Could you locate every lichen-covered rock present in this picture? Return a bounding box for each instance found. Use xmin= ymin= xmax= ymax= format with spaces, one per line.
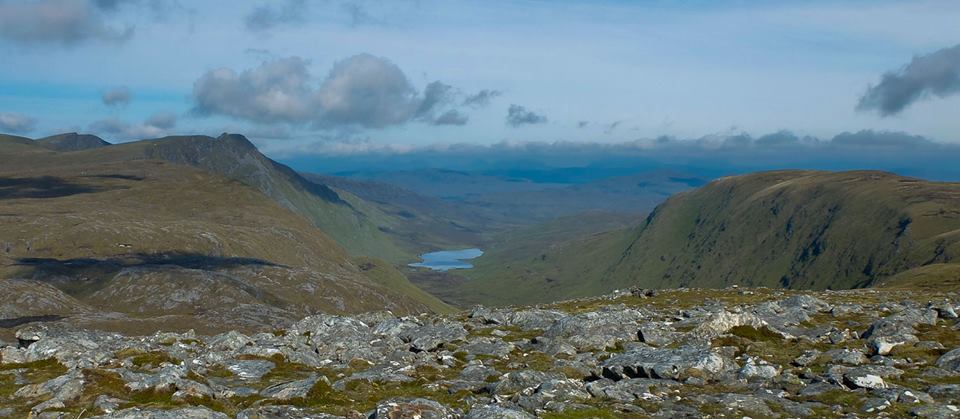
xmin=844 ymin=372 xmax=886 ymax=389
xmin=90 ymin=407 xmax=229 ymax=419
xmin=369 ymin=398 xmax=458 ymax=419
xmin=690 ymin=310 xmax=769 ymax=340
xmin=545 ymin=309 xmax=643 ymax=351
xmin=260 ymin=376 xmax=322 ymax=400
xmin=600 ymin=345 xmax=733 ymax=381
xmin=237 ymin=405 xmax=343 ymax=419
xmin=738 ymin=356 xmax=780 ymax=380
xmin=1 ymin=287 xmax=956 ymax=418
xmin=465 ymin=405 xmax=535 ymax=419
xmin=221 ymin=359 xmax=275 ymax=380
xmin=936 ymin=348 xmax=960 ymax=372
xmin=15 ymin=369 xmax=85 ymax=412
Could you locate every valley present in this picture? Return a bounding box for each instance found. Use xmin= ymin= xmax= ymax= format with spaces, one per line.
xmin=2 ymin=132 xmax=960 ymax=418
xmin=3 ymin=3 xmax=959 ymax=416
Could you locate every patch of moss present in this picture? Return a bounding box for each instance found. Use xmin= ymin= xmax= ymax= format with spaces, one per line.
xmin=126 ymin=386 xmax=177 ymax=406
xmin=348 ymin=359 xmax=373 ymax=371
xmin=259 ymin=356 xmax=316 ymax=384
xmin=289 ymin=379 xmax=352 ymax=408
xmin=129 ymin=351 xmax=180 ymax=369
xmin=0 ymin=358 xmax=67 ymax=374
xmin=186 ymin=370 xmax=209 ymax=385
xmin=204 ymin=365 xmax=234 ymax=379
xmin=798 ymin=389 xmax=865 ymax=414
xmin=729 ymin=325 xmax=782 ymax=342
xmin=605 ymin=341 xmax=627 ymax=353
xmin=540 ymin=407 xmax=625 ymax=419
xmin=0 ymin=358 xmax=68 ymax=397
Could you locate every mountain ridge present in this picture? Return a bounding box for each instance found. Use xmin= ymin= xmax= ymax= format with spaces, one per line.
xmin=0 ymin=135 xmax=453 ymax=334
xmin=438 ymin=169 xmax=960 ymax=306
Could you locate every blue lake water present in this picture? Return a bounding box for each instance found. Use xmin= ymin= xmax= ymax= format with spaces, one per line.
xmin=408 ymin=248 xmax=484 ymax=271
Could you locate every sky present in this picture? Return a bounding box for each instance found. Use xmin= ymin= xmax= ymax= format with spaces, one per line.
xmin=0 ymin=0 xmax=959 ymax=160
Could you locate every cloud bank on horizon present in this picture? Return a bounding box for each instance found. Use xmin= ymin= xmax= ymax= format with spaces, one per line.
xmin=279 ymin=129 xmax=960 ymax=181
xmin=0 ymin=0 xmax=958 ymax=151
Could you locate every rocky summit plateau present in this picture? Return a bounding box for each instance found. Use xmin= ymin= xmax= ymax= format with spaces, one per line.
xmin=3 ymin=286 xmax=960 ymax=418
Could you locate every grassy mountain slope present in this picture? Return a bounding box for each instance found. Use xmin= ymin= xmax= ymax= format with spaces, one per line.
xmin=0 ymin=139 xmax=452 ymax=333
xmin=448 ymin=170 xmax=960 ymax=305
xmin=3 ymin=134 xmax=413 ymax=263
xmin=35 ymin=132 xmax=110 ymax=151
xmin=605 ymin=170 xmax=960 ymax=290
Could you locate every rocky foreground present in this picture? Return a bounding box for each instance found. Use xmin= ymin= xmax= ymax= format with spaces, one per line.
xmin=2 ymin=287 xmax=960 ymax=418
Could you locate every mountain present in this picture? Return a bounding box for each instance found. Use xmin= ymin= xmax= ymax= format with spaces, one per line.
xmin=606 ymin=170 xmax=960 ymax=290
xmin=0 ymin=136 xmax=452 ymax=334
xmin=446 ymin=170 xmax=960 ymax=305
xmin=2 ymin=134 xmax=420 ymax=263
xmin=35 ymin=133 xmax=110 ymax=151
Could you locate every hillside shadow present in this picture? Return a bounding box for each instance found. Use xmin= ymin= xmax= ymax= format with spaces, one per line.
xmin=84 ymin=174 xmax=146 ymax=181
xmin=0 ymin=315 xmax=64 ymax=329
xmin=0 ymin=176 xmax=103 ymax=200
xmin=12 ymin=252 xmax=286 ymax=297
xmin=15 ymin=252 xmax=284 ymax=276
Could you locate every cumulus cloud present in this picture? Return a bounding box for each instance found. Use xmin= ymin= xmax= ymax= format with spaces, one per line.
xmin=192 ymin=56 xmax=315 ymax=124
xmin=0 ymin=112 xmax=37 ymax=134
xmin=89 ymin=111 xmax=175 ymax=140
xmin=462 ymin=89 xmax=502 ymax=107
xmin=506 ymin=104 xmax=547 ymax=127
xmin=101 ymin=86 xmax=131 ymax=106
xmin=192 ymin=54 xmax=476 ymax=130
xmin=0 ymin=0 xmax=134 ymax=45
xmin=857 ymin=44 xmax=960 ymax=116
xmin=244 ymin=0 xmax=306 ymax=32
xmin=315 ymin=54 xmax=422 ymax=128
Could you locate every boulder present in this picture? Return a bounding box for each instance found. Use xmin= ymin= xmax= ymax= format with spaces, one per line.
xmin=601 ymin=345 xmax=733 ymax=381
xmin=689 ymin=311 xmax=769 ymax=340
xmin=260 ymin=376 xmax=322 ymax=400
xmin=89 ymin=407 xmax=229 ymax=419
xmin=465 ymin=406 xmax=534 ymax=419
xmin=936 ymin=348 xmax=960 ymax=372
xmin=369 ymin=398 xmax=458 ymax=419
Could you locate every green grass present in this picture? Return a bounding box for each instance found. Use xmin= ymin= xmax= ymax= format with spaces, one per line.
xmin=729 ymin=325 xmax=783 ymax=342
xmin=0 ymin=144 xmax=452 ymax=335
xmin=438 ymin=170 xmax=960 ymax=307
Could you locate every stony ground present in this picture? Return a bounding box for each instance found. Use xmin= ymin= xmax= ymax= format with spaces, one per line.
xmin=3 ymin=287 xmax=960 ymax=418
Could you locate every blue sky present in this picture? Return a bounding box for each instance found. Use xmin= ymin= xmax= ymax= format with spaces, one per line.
xmin=1 ymin=0 xmax=958 ymax=157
